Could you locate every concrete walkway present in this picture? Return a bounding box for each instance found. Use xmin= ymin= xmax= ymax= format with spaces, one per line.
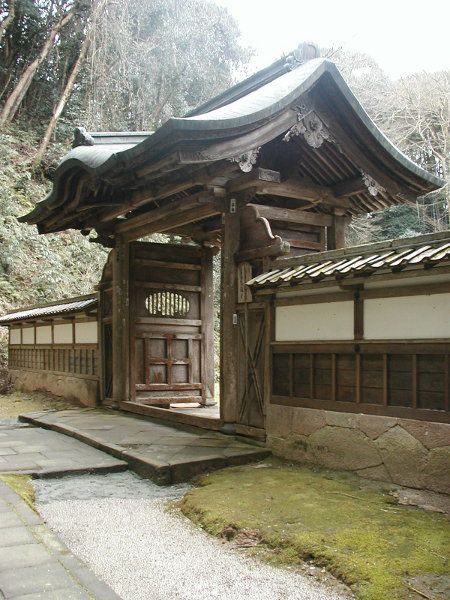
xmin=0 ymin=479 xmax=121 ymax=599
xmin=0 ymin=423 xmax=127 ymax=477
xmin=19 ymin=409 xmax=270 ymax=483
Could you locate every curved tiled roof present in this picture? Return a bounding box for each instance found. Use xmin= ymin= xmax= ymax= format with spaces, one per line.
xmin=247 ymin=232 xmax=450 ymax=289
xmin=0 ymin=294 xmax=97 ymax=325
xmin=21 ymin=55 xmax=445 ymax=232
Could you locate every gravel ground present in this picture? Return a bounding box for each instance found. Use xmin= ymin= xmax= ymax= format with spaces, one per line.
xmin=34 ymin=472 xmax=352 ymax=600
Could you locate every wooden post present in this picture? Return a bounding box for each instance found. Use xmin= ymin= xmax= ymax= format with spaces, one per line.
xmin=327 ymin=212 xmax=349 ymax=250
xmin=112 ymin=235 xmax=130 ymax=407
xmin=200 ymin=246 xmax=215 ymax=405
xmin=263 ymin=296 xmax=275 ymax=414
xmin=220 ymin=198 xmax=240 ymax=423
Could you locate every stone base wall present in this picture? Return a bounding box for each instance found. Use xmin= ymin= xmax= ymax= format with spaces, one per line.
xmin=10 ymin=370 xmax=99 ymax=407
xmin=266 ymin=404 xmax=450 ymax=494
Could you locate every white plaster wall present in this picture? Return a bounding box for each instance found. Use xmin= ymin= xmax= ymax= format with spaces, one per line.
xmin=21 ymin=327 xmax=35 ymax=344
xmin=75 ymin=321 xmax=98 ymax=344
xmin=275 ymin=301 xmax=354 ymax=341
xmin=36 ymin=325 xmax=52 ymax=344
xmin=364 ymin=293 xmax=450 ymax=339
xmin=54 ymin=323 xmax=73 ymax=344
xmin=9 ymin=328 xmax=21 ymax=345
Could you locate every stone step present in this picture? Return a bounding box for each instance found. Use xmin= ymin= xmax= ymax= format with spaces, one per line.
xmin=19 ymin=408 xmax=270 ymax=484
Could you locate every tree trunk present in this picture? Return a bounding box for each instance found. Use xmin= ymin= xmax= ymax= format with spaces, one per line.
xmin=34 ymin=33 xmax=92 ymax=166
xmin=0 ymin=0 xmax=15 ymax=41
xmin=0 ymin=7 xmax=76 ymax=126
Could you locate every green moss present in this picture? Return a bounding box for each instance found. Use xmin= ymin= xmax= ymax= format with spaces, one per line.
xmin=0 ymin=474 xmax=35 ymax=509
xmin=180 ymin=459 xmax=449 ymax=600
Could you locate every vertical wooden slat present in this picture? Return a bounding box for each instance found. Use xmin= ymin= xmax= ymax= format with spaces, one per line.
xmin=355 ymin=353 xmax=361 ymax=404
xmin=332 ymin=353 xmax=337 ymax=401
xmin=167 ymin=336 xmax=173 ymax=385
xmin=383 ymin=353 xmax=388 ymax=406
xmin=200 ymin=247 xmax=215 ymax=405
xmin=445 ymin=354 xmax=450 ymax=412
xmin=289 ymin=353 xmax=294 ymax=397
xmin=310 ymin=353 xmax=315 ymax=399
xmin=412 ymin=354 xmax=418 ymax=409
xmin=354 ymin=288 xmax=364 ymax=341
xmin=144 ymin=338 xmax=150 ymax=385
xmin=188 ymin=338 xmax=193 ymax=384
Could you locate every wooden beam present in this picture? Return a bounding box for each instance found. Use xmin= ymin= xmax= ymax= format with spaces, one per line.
xmin=229 ymin=176 xmax=350 ymax=210
xmin=236 ymin=240 xmax=290 ymax=262
xmin=114 ymin=193 xmax=226 ymax=242
xmin=99 ymin=161 xmax=235 ymax=224
xmin=123 ymin=203 xmax=224 ymax=242
xmin=115 ymin=191 xmax=213 ymax=234
xmin=227 ymin=168 xmax=281 ymax=193
xmin=333 ymin=176 xmax=366 ymax=198
xmin=247 ymin=203 xmax=333 ymax=227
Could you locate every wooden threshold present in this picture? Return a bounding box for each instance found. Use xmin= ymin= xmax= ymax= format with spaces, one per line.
xmin=119 ymin=401 xmax=224 ymax=431
xmin=234 ymin=423 xmax=266 ymax=442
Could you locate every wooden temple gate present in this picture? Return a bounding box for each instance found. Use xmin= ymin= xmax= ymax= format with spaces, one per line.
xmin=19 ymin=46 xmax=443 ymax=437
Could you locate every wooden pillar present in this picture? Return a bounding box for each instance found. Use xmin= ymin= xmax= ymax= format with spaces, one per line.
xmin=200 ymin=246 xmax=215 ymax=405
xmin=327 ymin=211 xmax=349 ymax=250
xmin=220 ymin=199 xmax=240 ymax=423
xmin=263 ymin=295 xmax=275 ymax=413
xmin=112 ymin=235 xmax=130 ymax=407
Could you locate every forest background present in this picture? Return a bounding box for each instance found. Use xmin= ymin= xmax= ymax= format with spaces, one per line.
xmin=0 ymin=0 xmax=448 ymax=368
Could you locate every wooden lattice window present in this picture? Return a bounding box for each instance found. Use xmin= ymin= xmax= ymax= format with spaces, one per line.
xmin=271 ymin=345 xmax=450 ymax=422
xmin=145 ymin=291 xmax=190 ymax=318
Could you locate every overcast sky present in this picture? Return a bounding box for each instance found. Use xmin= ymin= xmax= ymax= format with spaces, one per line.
xmin=217 ymin=0 xmax=449 ymax=79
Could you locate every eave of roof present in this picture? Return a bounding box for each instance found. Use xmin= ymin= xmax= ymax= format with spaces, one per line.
xmin=248 ymin=231 xmax=450 ymax=290
xmin=21 ymin=57 xmax=445 ymax=230
xmin=0 ymin=294 xmax=97 ymax=325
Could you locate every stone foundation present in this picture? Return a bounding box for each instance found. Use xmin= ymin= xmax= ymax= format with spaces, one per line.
xmin=10 ymin=369 xmax=99 ymax=407
xmin=266 ymin=404 xmax=450 ymax=494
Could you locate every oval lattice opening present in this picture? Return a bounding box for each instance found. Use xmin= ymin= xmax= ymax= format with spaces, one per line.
xmin=145 ymin=291 xmax=190 ymax=318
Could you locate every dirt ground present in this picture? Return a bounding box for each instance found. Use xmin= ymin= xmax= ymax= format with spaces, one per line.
xmin=0 ymin=390 xmax=75 ymax=419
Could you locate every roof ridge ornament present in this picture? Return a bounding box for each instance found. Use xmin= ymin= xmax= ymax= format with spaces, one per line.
xmin=73 ymin=127 xmax=95 ymax=148
xmin=228 ymin=147 xmax=261 ymax=173
xmin=285 ymin=42 xmax=320 ymax=70
xmin=283 ymin=100 xmax=334 ymax=148
xmin=361 ymin=171 xmax=386 ymax=196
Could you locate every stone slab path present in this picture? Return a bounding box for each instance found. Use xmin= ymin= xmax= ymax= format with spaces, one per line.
xmin=0 ymin=423 xmax=128 ymax=477
xmin=19 ymin=409 xmax=270 ymax=483
xmin=0 ymin=479 xmax=121 ymax=599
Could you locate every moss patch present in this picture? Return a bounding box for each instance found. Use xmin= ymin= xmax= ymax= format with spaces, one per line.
xmin=179 ymin=459 xmax=449 ymax=600
xmin=0 ymin=474 xmax=35 ymax=509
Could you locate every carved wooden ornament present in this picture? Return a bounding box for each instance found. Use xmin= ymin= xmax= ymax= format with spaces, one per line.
xmin=284 ymin=102 xmax=334 ymax=148
xmin=362 ymin=171 xmax=386 ymax=196
xmin=229 ymin=147 xmax=261 ymax=172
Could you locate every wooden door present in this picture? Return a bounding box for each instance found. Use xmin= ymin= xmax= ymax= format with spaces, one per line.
xmin=130 ymin=242 xmax=214 ymax=406
xmin=236 ymin=306 xmax=266 ymax=430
